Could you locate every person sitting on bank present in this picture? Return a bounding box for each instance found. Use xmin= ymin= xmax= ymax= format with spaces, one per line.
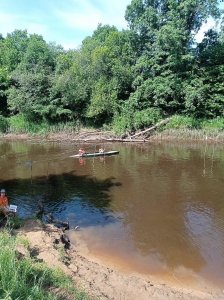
xmin=0 ymin=189 xmax=9 ymax=216
xmin=79 ymin=148 xmax=85 ymax=156
xmin=99 ymin=148 xmax=104 ymax=153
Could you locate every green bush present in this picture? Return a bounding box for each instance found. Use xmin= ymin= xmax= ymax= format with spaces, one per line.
xmin=6 ymin=215 xmax=23 ymax=229
xmin=0 ymin=115 xmax=9 ymax=133
xmin=8 ymin=114 xmax=79 ymax=134
xmin=166 ymin=115 xmax=224 ymax=132
xmin=9 ymin=114 xmax=49 ymax=134
xmin=112 ymin=108 xmax=162 ymax=134
xmin=201 ymin=117 xmax=224 ymax=131
xmin=165 ymin=115 xmax=200 ymax=129
xmin=8 ymin=114 xmax=27 ymax=133
xmin=112 ymin=114 xmax=132 ymax=134
xmin=132 ymin=108 xmax=162 ymax=130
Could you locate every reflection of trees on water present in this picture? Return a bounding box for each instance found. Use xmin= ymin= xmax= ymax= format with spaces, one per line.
xmin=1 ymin=169 xmax=121 ymax=227
xmin=114 ymin=143 xmax=224 ymax=272
xmin=0 ymin=141 xmax=72 ymax=180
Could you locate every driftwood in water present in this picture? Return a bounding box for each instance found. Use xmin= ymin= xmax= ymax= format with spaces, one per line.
xmin=105 ymin=138 xmax=146 ymax=142
xmin=129 ymin=118 xmax=171 ymax=139
xmin=69 ymin=118 xmax=170 ymax=142
xmin=70 ymin=138 xmax=146 ymax=143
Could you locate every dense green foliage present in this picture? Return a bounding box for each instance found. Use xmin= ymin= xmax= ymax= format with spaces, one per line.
xmin=0 ymin=230 xmax=89 ymax=300
xmin=0 ymin=1 xmax=223 ymax=134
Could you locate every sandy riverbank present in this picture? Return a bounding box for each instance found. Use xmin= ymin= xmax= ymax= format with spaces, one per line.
xmin=16 ymin=219 xmax=224 ymax=300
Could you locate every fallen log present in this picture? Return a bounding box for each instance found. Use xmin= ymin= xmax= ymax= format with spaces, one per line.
xmin=106 ymin=138 xmax=147 ymax=143
xmin=130 ymin=118 xmax=171 ymax=139
xmin=70 ymin=138 xmax=147 ymax=143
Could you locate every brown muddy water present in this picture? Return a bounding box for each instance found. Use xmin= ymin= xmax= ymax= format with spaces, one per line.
xmin=0 ymin=140 xmax=224 ymax=288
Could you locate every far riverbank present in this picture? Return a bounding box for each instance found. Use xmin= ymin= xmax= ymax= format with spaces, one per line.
xmin=0 ymin=127 xmax=224 ymax=144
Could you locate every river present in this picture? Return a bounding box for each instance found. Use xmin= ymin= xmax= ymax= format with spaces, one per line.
xmin=0 ymin=140 xmax=224 ymax=288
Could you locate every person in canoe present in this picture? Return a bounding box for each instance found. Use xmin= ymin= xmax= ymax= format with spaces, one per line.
xmin=78 ymin=148 xmax=86 ymax=156
xmin=0 ymin=189 xmax=9 ymax=216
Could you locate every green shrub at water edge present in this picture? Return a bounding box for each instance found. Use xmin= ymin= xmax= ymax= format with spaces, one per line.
xmin=5 ymin=215 xmax=23 ymax=229
xmin=9 ymin=114 xmax=30 ymax=133
xmin=112 ymin=108 xmax=162 ymax=134
xmin=165 ymin=115 xmax=200 ymax=130
xmin=0 ymin=115 xmax=9 ymax=133
xmin=166 ymin=115 xmax=224 ymax=132
xmin=9 ymin=114 xmax=49 ymax=134
xmin=201 ymin=118 xmax=224 ymax=131
xmin=132 ymin=108 xmax=162 ymax=130
xmin=8 ymin=113 xmax=224 ymax=136
xmin=112 ymin=114 xmax=131 ymax=134
xmin=0 ymin=231 xmax=90 ymax=300
xmin=9 ymin=114 xmax=79 ymax=134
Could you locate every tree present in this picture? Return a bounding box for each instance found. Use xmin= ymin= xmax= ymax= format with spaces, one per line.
xmin=0 ymin=66 xmax=9 ymax=116
xmin=52 ymin=25 xmax=137 ymax=126
xmin=0 ymin=30 xmax=29 ymax=72
xmin=124 ymin=0 xmax=221 ymax=116
xmin=6 ymin=33 xmax=62 ymax=122
xmin=82 ymin=25 xmax=137 ymax=125
xmin=18 ymin=34 xmax=56 ymax=73
xmin=184 ymin=28 xmax=224 ymax=118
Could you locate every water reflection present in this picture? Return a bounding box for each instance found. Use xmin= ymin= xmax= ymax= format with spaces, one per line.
xmin=2 ymin=171 xmax=121 ymax=226
xmin=0 ymin=140 xmax=224 ymax=287
xmin=111 ymin=143 xmax=224 ymax=279
xmin=185 ymin=204 xmax=224 ymax=285
xmin=0 ymin=141 xmax=122 ymax=228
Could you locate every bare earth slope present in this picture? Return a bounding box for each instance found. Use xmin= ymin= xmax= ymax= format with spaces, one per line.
xmin=17 ymin=220 xmax=224 ymax=300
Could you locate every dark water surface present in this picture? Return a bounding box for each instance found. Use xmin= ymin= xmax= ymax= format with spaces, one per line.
xmin=1 ymin=140 xmax=224 ymax=287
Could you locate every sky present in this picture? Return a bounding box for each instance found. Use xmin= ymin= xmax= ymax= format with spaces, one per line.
xmin=0 ymin=0 xmax=223 ymax=50
xmin=0 ymin=0 xmax=131 ymax=49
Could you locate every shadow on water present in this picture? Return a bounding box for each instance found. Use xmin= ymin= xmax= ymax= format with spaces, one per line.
xmin=1 ymin=171 xmax=122 ymax=228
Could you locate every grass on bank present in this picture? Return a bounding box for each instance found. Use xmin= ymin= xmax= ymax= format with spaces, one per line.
xmin=112 ymin=113 xmax=224 ymax=137
xmin=0 ymin=113 xmax=224 ymax=137
xmin=156 ymin=115 xmax=224 ymax=141
xmin=0 ymin=230 xmax=90 ymax=300
xmin=164 ymin=115 xmax=224 ymax=131
xmin=0 ymin=114 xmax=80 ymax=135
xmin=8 ymin=114 xmax=81 ymax=135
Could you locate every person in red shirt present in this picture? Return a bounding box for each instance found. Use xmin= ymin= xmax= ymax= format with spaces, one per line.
xmin=0 ymin=189 xmax=9 ymax=216
xmin=78 ymin=148 xmax=85 ymax=156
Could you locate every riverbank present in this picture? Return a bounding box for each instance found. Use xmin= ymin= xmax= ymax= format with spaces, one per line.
xmin=15 ymin=219 xmax=224 ymax=300
xmin=0 ymin=127 xmax=224 ymax=143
